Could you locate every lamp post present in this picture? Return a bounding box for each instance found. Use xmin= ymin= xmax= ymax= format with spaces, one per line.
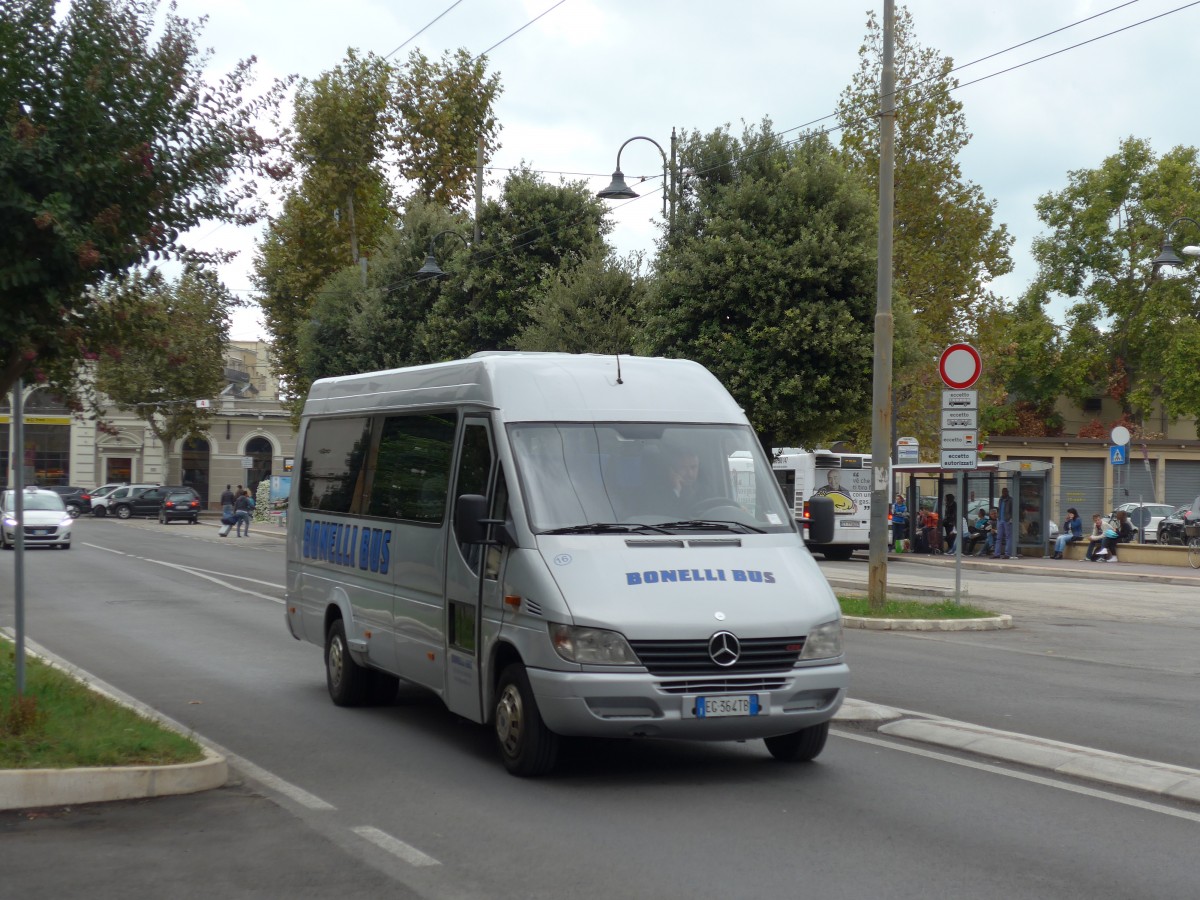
xmin=416 ymin=230 xmax=470 ymax=278
xmin=1151 ymin=216 xmax=1200 ymax=272
xmin=596 ymin=130 xmax=677 ymax=235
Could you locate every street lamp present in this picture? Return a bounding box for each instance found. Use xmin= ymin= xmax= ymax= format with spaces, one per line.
xmin=597 ymin=130 xmax=677 ymax=234
xmin=416 ymin=230 xmax=470 ymax=278
xmin=1151 ymin=216 xmax=1200 ymax=272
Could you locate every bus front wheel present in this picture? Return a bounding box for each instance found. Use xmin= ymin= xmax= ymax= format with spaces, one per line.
xmin=495 ymin=664 xmax=559 ymax=777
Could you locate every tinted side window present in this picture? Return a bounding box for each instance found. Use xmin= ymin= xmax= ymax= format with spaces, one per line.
xmin=299 ymin=417 xmax=372 ymax=514
xmin=367 ymin=413 xmax=457 ymax=522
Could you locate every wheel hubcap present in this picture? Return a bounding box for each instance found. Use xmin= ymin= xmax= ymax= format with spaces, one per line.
xmin=328 ymin=637 xmax=344 ymax=688
xmin=495 ymin=683 xmax=524 ymax=757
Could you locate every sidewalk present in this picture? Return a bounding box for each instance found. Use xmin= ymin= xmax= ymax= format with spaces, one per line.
xmin=888 ymin=547 xmax=1200 ymax=586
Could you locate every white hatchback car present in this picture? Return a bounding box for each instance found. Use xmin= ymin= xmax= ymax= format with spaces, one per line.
xmin=1 ymin=487 xmax=74 ymax=550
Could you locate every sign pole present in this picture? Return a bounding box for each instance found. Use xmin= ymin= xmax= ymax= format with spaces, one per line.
xmin=955 ymin=469 xmax=963 ymax=603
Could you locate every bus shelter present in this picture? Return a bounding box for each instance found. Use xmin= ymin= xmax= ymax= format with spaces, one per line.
xmin=891 ymin=460 xmax=1052 ymax=556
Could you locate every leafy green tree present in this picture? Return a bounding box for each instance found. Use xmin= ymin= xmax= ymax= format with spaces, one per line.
xmin=93 ymin=268 xmax=232 ymax=447
xmin=642 ymin=120 xmax=877 ymax=450
xmin=1026 ymin=136 xmax=1200 ymax=434
xmin=836 ymin=6 xmax=1013 ymax=452
xmin=391 ymin=48 xmax=502 ymax=212
xmin=515 ymin=253 xmax=647 ymax=354
xmin=255 ymin=48 xmax=501 ymax=406
xmin=255 ymin=50 xmax=395 ymax=407
xmin=296 ymin=170 xmax=611 ymax=385
xmin=419 ymin=169 xmax=610 ymax=361
xmin=0 ymin=0 xmax=286 ymax=401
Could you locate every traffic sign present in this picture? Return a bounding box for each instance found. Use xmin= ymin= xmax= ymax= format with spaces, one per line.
xmin=896 ymin=437 xmax=919 ymax=463
xmin=1110 ymin=445 xmax=1127 ymax=465
xmin=941 ymin=408 xmax=977 ymax=429
xmin=938 ymin=343 xmax=982 ymax=390
xmin=940 ymin=429 xmax=977 ymax=450
xmin=941 ymin=449 xmax=978 ymax=469
xmin=942 ymin=389 xmax=977 ymax=409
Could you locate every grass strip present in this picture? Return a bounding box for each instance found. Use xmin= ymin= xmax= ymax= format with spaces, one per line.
xmin=1 ymin=643 xmax=204 ymax=770
xmin=838 ymin=596 xmax=996 ymax=619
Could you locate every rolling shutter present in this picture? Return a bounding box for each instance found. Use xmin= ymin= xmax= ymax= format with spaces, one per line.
xmin=1059 ymin=457 xmax=1105 ymax=520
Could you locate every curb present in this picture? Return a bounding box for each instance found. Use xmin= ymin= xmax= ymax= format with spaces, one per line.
xmin=878 ymin=718 xmax=1200 ymax=804
xmin=842 ymin=614 xmax=1012 ymax=631
xmin=0 ymin=747 xmax=228 ymax=811
xmin=0 ymin=632 xmax=228 ymax=811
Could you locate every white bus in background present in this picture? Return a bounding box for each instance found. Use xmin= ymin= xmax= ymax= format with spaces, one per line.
xmin=772 ymin=448 xmax=872 ymax=560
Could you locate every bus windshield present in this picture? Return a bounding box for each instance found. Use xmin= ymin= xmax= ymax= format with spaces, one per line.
xmin=508 ymin=423 xmax=796 ymax=534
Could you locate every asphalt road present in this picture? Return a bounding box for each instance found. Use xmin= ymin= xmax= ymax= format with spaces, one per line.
xmin=1 ymin=517 xmax=1197 ymax=899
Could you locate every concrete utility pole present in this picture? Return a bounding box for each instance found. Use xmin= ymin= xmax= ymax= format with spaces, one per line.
xmin=868 ymin=0 xmax=896 ymax=608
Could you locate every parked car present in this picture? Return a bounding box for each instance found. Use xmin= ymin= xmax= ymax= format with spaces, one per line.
xmin=109 ymin=485 xmax=200 ymax=520
xmin=91 ymin=482 xmax=154 ymax=518
xmin=1112 ymin=502 xmax=1176 ymax=543
xmin=159 ymin=490 xmax=202 ymax=524
xmin=88 ymin=483 xmax=129 ymax=517
xmin=1157 ymin=500 xmax=1200 ymax=545
xmin=1 ymin=487 xmax=73 ymax=550
xmin=42 ymin=485 xmax=92 ymax=517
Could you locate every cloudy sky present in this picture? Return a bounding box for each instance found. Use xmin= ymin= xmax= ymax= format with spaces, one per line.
xmin=162 ymin=0 xmax=1200 ymax=339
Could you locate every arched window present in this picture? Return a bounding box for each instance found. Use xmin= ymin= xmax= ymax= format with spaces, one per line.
xmin=245 ymin=436 xmax=273 ymax=496
xmin=182 ymin=437 xmax=211 ymax=506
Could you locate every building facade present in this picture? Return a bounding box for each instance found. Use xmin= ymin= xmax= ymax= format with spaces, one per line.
xmin=1 ymin=341 xmax=296 ymax=510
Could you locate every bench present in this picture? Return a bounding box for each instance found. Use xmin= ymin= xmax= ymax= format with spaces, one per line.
xmin=1060 ymin=539 xmax=1192 ymax=566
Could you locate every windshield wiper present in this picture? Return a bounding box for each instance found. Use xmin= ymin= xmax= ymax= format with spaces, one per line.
xmin=540 ymin=522 xmax=675 ymax=535
xmin=653 ymin=519 xmax=766 ymax=534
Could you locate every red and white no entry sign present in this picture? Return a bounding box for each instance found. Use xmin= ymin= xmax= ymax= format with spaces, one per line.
xmin=938 ymin=343 xmax=982 ymax=390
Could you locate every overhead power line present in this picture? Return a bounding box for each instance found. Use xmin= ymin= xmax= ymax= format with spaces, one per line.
xmin=384 ymin=0 xmax=466 ymax=60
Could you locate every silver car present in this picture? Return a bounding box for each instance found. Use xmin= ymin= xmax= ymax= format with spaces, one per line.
xmin=1 ymin=488 xmax=74 ymax=550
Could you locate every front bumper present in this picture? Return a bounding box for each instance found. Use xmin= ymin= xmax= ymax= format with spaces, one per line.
xmin=527 ymin=663 xmax=848 ymax=741
xmin=3 ymin=523 xmax=72 ymax=546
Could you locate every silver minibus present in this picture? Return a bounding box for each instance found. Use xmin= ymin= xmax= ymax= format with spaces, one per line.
xmin=285 ymin=352 xmax=848 ymax=775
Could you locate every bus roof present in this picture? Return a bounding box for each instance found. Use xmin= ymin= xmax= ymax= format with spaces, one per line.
xmin=302 ymin=352 xmax=749 ymax=423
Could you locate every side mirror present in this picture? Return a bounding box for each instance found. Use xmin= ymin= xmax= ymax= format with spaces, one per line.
xmin=806 ymin=495 xmax=835 ymax=545
xmin=455 ymin=494 xmax=489 ymax=545
xmin=454 ymin=494 xmax=517 ymax=548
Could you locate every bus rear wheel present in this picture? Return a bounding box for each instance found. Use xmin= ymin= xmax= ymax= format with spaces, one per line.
xmin=325 ymin=619 xmax=370 ymax=707
xmin=495 ymin=664 xmax=559 ymax=777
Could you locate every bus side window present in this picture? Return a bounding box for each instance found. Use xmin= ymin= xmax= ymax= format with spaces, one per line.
xmin=367 ymin=412 xmax=457 ymax=522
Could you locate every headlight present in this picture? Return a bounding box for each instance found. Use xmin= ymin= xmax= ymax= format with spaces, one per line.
xmin=549 ymin=623 xmax=640 ymax=665
xmin=59 ymin=516 xmax=74 ymax=527
xmin=800 ymin=618 xmax=843 ymax=660
xmin=2 ymin=516 xmax=16 ymax=528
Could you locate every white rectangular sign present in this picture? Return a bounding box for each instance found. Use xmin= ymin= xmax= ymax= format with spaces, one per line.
xmin=242 ymin=456 xmax=254 ymax=468
xmin=940 ymin=449 xmax=978 ymax=469
xmin=942 ymin=390 xmax=977 ymax=410
xmin=940 ymin=429 xmax=977 ymax=450
xmin=941 ymin=408 xmax=978 ymax=429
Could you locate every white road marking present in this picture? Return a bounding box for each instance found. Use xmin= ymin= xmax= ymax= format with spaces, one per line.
xmin=80 ymin=543 xmax=284 ymax=603
xmin=834 ymin=729 xmax=1200 ymax=824
xmin=222 ymin=751 xmax=336 ymax=811
xmin=352 ymin=826 xmax=441 ymax=867
xmin=141 ymin=558 xmax=284 ymax=604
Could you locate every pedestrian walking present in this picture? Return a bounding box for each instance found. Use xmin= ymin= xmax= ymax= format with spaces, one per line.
xmin=993 ymin=487 xmax=1014 ymax=558
xmin=234 ymin=490 xmax=253 ymax=537
xmin=220 ymin=484 xmax=235 ymax=517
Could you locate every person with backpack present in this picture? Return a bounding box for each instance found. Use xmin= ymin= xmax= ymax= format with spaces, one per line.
xmin=234 ymin=489 xmax=254 ymax=537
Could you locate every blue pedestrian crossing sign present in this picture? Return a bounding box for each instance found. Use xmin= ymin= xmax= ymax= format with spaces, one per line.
xmin=1110 ymin=445 xmax=1127 ymax=465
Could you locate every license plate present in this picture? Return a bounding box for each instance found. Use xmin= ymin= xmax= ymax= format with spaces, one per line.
xmin=694 ymin=694 xmax=759 ymax=718
xmin=839 ymin=519 xmax=860 ymax=527
xmin=28 ymin=528 xmax=49 ymax=535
